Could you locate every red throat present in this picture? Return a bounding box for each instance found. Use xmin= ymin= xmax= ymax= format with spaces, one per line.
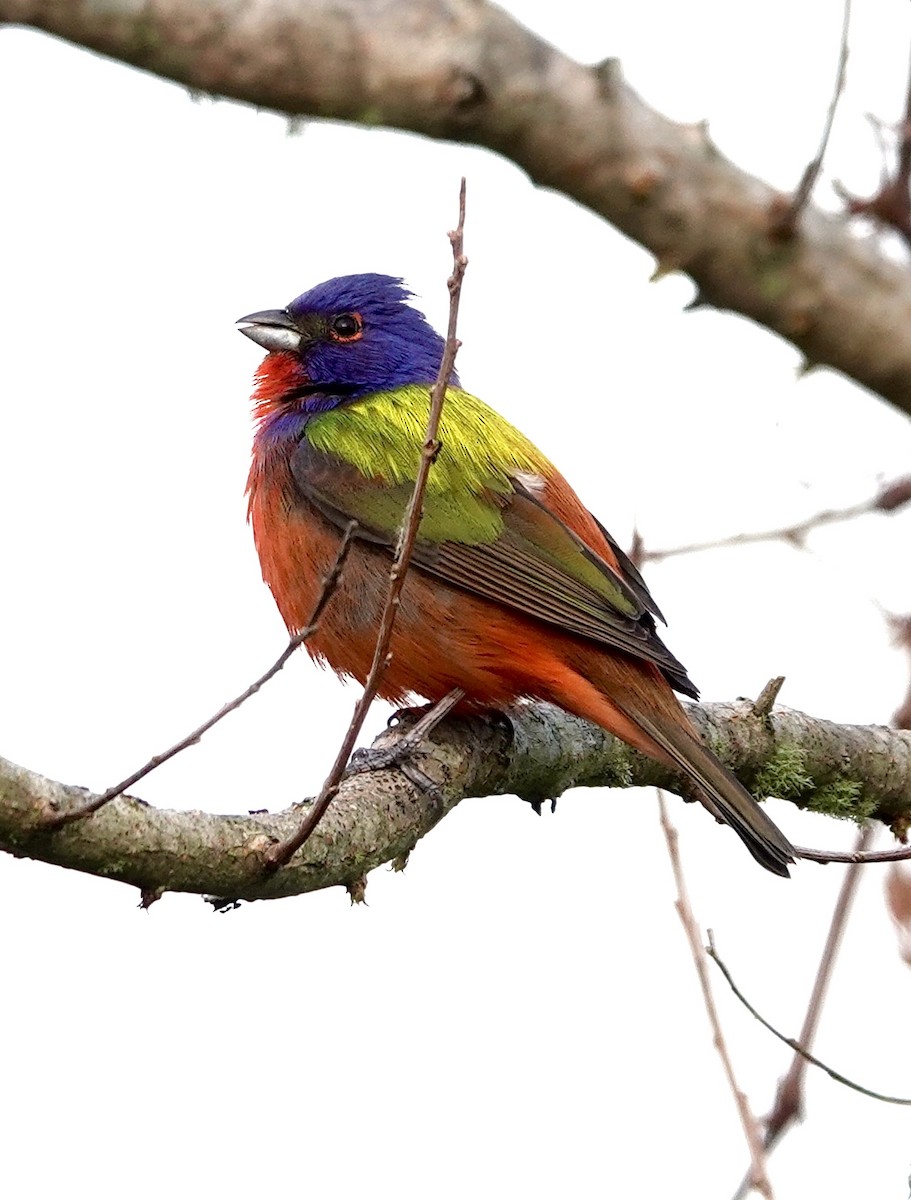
xmin=251 ymin=351 xmax=306 ymax=422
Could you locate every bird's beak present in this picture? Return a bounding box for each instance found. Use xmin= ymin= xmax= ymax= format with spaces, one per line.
xmin=236 ymin=308 xmax=302 ymax=353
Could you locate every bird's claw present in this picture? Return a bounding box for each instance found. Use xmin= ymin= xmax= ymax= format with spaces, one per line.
xmin=348 ymin=742 xmax=415 ymax=775
xmin=386 ymin=702 xmax=436 ymax=729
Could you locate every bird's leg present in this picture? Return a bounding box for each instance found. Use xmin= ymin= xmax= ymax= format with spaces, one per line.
xmin=347 ymin=687 xmax=465 ymax=775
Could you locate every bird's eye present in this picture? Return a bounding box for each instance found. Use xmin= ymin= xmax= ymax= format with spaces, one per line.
xmin=329 ymin=312 xmax=363 ymax=342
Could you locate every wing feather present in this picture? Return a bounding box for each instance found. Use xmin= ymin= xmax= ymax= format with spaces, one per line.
xmin=290 ymin=436 xmax=698 ymax=697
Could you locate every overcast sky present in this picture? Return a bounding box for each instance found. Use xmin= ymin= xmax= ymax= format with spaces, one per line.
xmin=2 ymin=2 xmax=911 ymax=1197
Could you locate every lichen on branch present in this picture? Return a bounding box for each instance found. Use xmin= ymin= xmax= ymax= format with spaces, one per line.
xmin=1 ymin=699 xmax=909 ymax=902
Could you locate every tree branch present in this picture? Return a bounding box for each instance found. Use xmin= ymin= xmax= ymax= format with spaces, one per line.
xmin=639 ymin=475 xmax=911 ymax=563
xmin=2 ymin=699 xmax=910 ymax=901
xmin=5 ymin=0 xmax=911 ymax=414
xmin=836 ymin=42 xmax=911 ymax=251
xmin=731 ymin=824 xmax=873 ymax=1199
xmin=769 ymin=0 xmax=851 ymax=240
xmin=659 ymin=792 xmax=773 ymax=1199
xmin=708 ymin=933 xmax=911 ymax=1107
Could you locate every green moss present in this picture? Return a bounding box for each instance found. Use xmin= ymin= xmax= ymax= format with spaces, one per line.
xmin=805 ymin=778 xmax=874 ymax=823
xmin=755 ymin=744 xmax=871 ymax=822
xmin=605 ymin=745 xmax=634 ymax=789
xmin=753 ymin=742 xmax=813 ymax=800
xmin=704 ymin=728 xmax=730 ymax=767
xmin=95 ymin=861 xmax=125 ymax=877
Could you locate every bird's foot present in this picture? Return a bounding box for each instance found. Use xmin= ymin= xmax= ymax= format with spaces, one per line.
xmin=348 ymin=687 xmax=466 ymax=776
xmin=386 ymin=702 xmax=435 ymax=729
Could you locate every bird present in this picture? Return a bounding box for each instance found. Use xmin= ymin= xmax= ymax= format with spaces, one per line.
xmin=238 ymin=273 xmax=795 ymax=876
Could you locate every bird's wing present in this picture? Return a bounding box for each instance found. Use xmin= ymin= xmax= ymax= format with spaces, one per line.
xmin=291 ymin=431 xmax=697 ymax=697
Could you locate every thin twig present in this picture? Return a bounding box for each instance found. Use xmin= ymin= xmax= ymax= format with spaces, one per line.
xmin=657 ymin=792 xmax=774 ymax=1200
xmin=752 ymin=677 xmax=786 ymax=720
xmin=640 ymin=475 xmax=911 ymax=564
xmin=865 ymin=111 xmax=892 ymax=182
xmin=734 ymin=623 xmax=911 ymax=1196
xmin=730 ymin=825 xmax=872 ymax=1200
xmin=898 ymin=53 xmax=911 ymax=201
xmin=837 ymin=42 xmax=911 ymax=250
xmin=707 ymin=933 xmax=911 ymax=1106
xmin=770 ymin=0 xmax=851 ymax=238
xmin=890 ymin=614 xmax=911 ymax=731
xmin=264 ymin=179 xmax=469 ymax=870
xmin=794 ymin=842 xmax=911 ymax=865
xmin=42 ymin=522 xmax=357 ymax=830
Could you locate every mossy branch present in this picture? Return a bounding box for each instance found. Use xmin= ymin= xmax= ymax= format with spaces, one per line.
xmin=1 ymin=700 xmax=909 ymax=902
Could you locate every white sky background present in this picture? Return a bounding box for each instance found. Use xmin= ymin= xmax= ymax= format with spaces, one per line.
xmin=1 ymin=1 xmax=911 ymax=1196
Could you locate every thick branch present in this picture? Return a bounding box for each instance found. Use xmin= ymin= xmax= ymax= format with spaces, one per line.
xmin=1 ymin=700 xmax=909 ymax=901
xmin=3 ymin=0 xmax=911 ymax=414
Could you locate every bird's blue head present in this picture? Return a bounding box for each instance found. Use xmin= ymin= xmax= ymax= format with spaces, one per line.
xmin=238 ymin=274 xmax=458 ymax=438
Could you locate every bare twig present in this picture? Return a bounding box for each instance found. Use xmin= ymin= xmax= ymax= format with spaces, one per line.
xmin=752 ymin=677 xmax=786 ymax=720
xmin=770 ymin=0 xmax=851 ymax=238
xmin=627 ymin=526 xmax=645 ymax=571
xmin=890 ymin=614 xmax=911 ymax=731
xmin=263 ymin=179 xmax=469 ymax=869
xmin=42 ymin=522 xmax=357 ymax=830
xmin=794 ymin=842 xmax=911 ymax=865
xmin=885 ymin=863 xmax=911 ymax=967
xmin=707 ymin=933 xmax=911 ymax=1106
xmin=730 ymin=825 xmax=872 ymax=1200
xmin=640 ymin=475 xmax=911 ymax=564
xmin=735 ymin=617 xmax=911 ymax=1194
xmin=657 ymin=792 xmax=773 ymax=1200
xmin=837 ymin=43 xmax=911 ymax=250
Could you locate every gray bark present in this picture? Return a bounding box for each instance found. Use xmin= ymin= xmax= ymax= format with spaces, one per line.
xmin=1 ymin=700 xmax=908 ymax=902
xmin=2 ymin=0 xmax=911 ymax=414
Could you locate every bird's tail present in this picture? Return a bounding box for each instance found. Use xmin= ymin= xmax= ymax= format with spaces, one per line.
xmin=617 ymin=700 xmax=795 ymax=877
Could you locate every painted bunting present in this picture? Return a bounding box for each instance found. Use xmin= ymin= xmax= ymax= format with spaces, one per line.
xmin=238 ymin=274 xmax=794 ymax=876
